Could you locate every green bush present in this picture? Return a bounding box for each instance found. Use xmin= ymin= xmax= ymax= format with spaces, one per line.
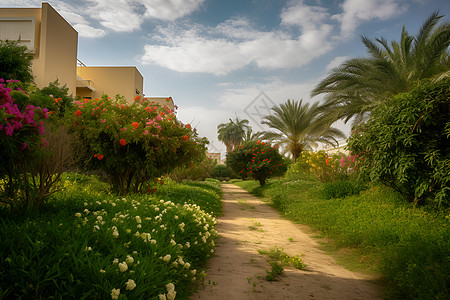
xmin=211 ymin=164 xmax=235 ymax=180
xmin=347 ymin=79 xmax=450 ymax=206
xmin=321 ymin=180 xmax=367 ymax=199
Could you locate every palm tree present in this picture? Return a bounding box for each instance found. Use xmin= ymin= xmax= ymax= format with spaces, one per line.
xmin=311 ymin=12 xmax=450 ymax=125
xmin=242 ymin=128 xmax=263 ymax=143
xmin=217 ymin=117 xmax=250 ymax=152
xmin=261 ymin=99 xmax=345 ymax=163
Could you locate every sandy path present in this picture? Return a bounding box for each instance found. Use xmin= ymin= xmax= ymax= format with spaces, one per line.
xmin=190 ymin=183 xmax=384 ymax=300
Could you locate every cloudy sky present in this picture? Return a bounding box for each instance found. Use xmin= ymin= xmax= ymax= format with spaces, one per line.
xmin=2 ymin=0 xmax=449 ymax=156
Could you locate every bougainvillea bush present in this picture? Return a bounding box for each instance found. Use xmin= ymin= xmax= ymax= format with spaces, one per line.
xmin=0 ymin=173 xmax=219 ymax=299
xmin=68 ymin=95 xmax=207 ymax=194
xmin=0 ymin=80 xmax=52 ymax=210
xmin=226 ymin=141 xmax=287 ymax=186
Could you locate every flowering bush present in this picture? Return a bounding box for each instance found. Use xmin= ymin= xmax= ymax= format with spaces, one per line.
xmin=0 ymin=173 xmax=219 ymax=299
xmin=68 ymin=95 xmax=207 ymax=194
xmin=226 ymin=141 xmax=287 ymax=186
xmin=0 ymin=79 xmax=52 ymax=209
xmin=286 ymin=150 xmax=359 ymax=183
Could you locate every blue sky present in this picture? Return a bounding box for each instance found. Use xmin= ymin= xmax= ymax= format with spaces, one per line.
xmin=2 ymin=0 xmax=449 ymax=156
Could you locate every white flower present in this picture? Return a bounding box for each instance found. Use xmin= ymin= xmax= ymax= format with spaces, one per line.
xmin=97 ymin=216 xmax=103 ymax=222
xmin=150 ymin=239 xmax=157 ymax=245
xmin=155 ymin=207 xmax=160 ymax=212
xmin=75 ymin=212 xmax=82 ymax=218
xmin=100 ymin=269 xmax=106 ymax=273
xmin=111 ymin=202 xmax=116 ymax=206
xmin=163 ymin=254 xmax=171 ymax=263
xmin=135 ymin=216 xmax=142 ymax=223
xmin=166 ymin=282 xmax=175 ymax=292
xmin=93 ymin=225 xmax=100 ymax=231
xmin=185 ymin=262 xmax=191 ymax=269
xmin=158 ymin=294 xmax=167 ymax=300
xmin=118 ymin=262 xmax=128 ymax=272
xmin=137 ymin=224 xmax=142 ymax=229
xmin=111 ymin=288 xmax=120 ymax=300
xmin=125 ymin=279 xmax=136 ymax=291
xmin=174 ymin=215 xmax=178 ymax=220
xmin=112 ymin=258 xmax=119 ymax=264
xmin=125 ymin=255 xmax=134 ymax=264
xmin=85 ymin=246 xmax=92 ymax=251
xmin=112 ymin=230 xmax=119 ymax=238
xmin=170 ymin=239 xmax=176 ymax=246
xmin=166 ymin=283 xmax=176 ymax=300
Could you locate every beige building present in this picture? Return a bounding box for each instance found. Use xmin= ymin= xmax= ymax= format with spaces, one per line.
xmin=76 ymin=66 xmax=143 ymax=103
xmin=0 ymin=3 xmax=78 ymax=96
xmin=0 ymin=3 xmax=176 ymax=109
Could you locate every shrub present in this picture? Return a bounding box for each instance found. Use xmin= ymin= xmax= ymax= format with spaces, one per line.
xmin=68 ymin=95 xmax=208 ymax=195
xmin=0 ymin=40 xmax=34 ymax=85
xmin=167 ymin=157 xmax=216 ymax=183
xmin=226 ymin=141 xmax=287 ymax=186
xmin=347 ymin=79 xmax=450 ymax=206
xmin=211 ymin=164 xmax=235 ymax=180
xmin=321 ymin=180 xmax=367 ymax=199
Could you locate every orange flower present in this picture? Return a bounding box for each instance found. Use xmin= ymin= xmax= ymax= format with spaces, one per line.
xmin=135 ymin=95 xmax=141 ymax=101
xmin=119 ymin=139 xmax=126 ymax=146
xmin=74 ymin=110 xmax=82 ymax=116
xmin=185 ymin=124 xmax=191 ymax=129
xmin=183 ymin=135 xmax=189 ymax=140
xmin=326 ymin=158 xmax=329 ymax=165
xmin=132 ymin=122 xmax=139 ymax=129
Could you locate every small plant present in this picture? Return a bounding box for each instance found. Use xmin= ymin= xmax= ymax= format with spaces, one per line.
xmin=258 ymin=246 xmax=306 ymax=270
xmin=249 ymin=219 xmax=263 ymax=231
xmin=265 ymin=261 xmax=284 ymax=281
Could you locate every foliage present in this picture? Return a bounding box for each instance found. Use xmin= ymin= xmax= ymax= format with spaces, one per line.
xmin=265 ymin=261 xmax=284 ymax=281
xmin=347 ymin=79 xmax=450 ymax=206
xmin=235 ymin=179 xmax=450 ymax=299
xmin=167 ymin=157 xmax=216 ymax=183
xmin=211 ymin=164 xmax=235 ymax=180
xmin=0 ymin=174 xmax=218 ymax=299
xmin=312 ymin=12 xmax=450 ymax=126
xmin=226 ymin=141 xmax=287 ymax=186
xmin=0 ymin=80 xmax=55 ymax=210
xmin=321 ymin=180 xmax=367 ymax=199
xmin=0 ymin=40 xmax=34 ymax=85
xmin=29 ymin=80 xmax=74 ymax=118
xmin=258 ymin=246 xmax=306 ymax=270
xmin=217 ymin=117 xmax=250 ymax=153
xmin=68 ymin=95 xmax=208 ymax=195
xmin=285 ymin=150 xmax=358 ymax=183
xmin=261 ymin=99 xmax=345 ymax=162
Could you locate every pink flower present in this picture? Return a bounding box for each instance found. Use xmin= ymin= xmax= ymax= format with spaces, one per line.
xmin=20 ymin=142 xmax=27 ymax=151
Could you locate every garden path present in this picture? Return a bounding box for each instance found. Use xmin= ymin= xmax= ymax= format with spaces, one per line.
xmin=190 ymin=183 xmax=383 ymax=300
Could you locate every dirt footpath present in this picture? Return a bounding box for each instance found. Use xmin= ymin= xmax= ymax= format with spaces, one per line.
xmin=190 ymin=183 xmax=384 ymax=300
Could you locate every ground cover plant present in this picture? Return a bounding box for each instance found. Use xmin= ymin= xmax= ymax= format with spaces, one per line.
xmin=234 ymin=178 xmax=450 ymax=299
xmin=0 ymin=173 xmax=221 ymax=299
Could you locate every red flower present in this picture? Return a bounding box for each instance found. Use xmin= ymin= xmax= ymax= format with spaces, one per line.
xmin=98 ymin=154 xmax=104 ymax=160
xmin=94 ymin=154 xmax=98 ymax=158
xmin=132 ymin=122 xmax=139 ymax=129
xmin=326 ymin=158 xmax=329 ymax=165
xmin=147 ymin=187 xmax=157 ymax=194
xmin=74 ymin=110 xmax=82 ymax=116
xmin=119 ymin=139 xmax=126 ymax=146
xmin=135 ymin=95 xmax=141 ymax=101
xmin=185 ymin=124 xmax=191 ymax=129
xmin=183 ymin=135 xmax=189 ymax=140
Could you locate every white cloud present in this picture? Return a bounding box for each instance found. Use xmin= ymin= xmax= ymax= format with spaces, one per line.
xmin=325 ymin=55 xmax=350 ymax=71
xmin=281 ymin=0 xmax=330 ymax=31
xmin=141 ymin=11 xmax=335 ymax=75
xmin=337 ymin=0 xmax=408 ymax=37
xmin=141 ymin=0 xmax=205 ymax=21
xmin=73 ymin=24 xmax=106 ymax=38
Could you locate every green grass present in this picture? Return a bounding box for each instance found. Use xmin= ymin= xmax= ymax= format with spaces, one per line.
xmin=234 ymin=179 xmax=450 ymax=299
xmin=0 ymin=173 xmax=221 ymax=299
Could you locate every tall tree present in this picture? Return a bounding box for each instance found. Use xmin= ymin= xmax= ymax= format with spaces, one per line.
xmin=262 ymin=99 xmax=345 ymax=163
xmin=217 ymin=117 xmax=250 ymax=152
xmin=311 ymin=12 xmax=450 ymax=125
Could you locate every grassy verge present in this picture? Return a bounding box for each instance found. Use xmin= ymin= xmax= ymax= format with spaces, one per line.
xmin=0 ymin=173 xmax=222 ymax=299
xmin=234 ymin=179 xmax=450 ymax=299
